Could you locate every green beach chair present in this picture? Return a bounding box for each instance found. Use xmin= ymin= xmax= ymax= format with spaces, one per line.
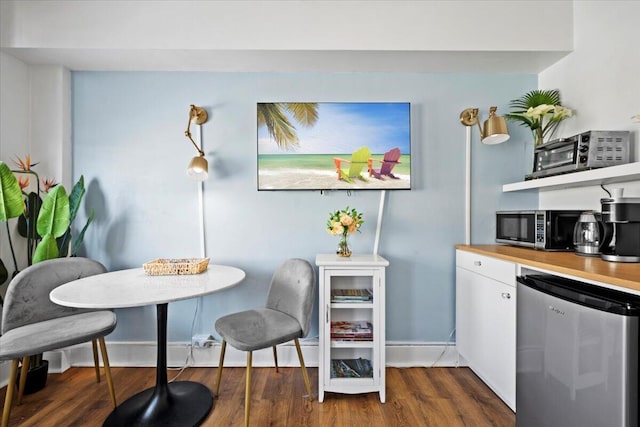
xmin=333 ymin=146 xmax=371 ymax=184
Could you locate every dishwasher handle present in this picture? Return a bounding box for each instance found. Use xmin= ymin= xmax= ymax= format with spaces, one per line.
xmin=517 ymin=274 xmax=640 ymax=316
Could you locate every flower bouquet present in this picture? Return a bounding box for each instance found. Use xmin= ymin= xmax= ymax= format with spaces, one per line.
xmin=326 ymin=207 xmax=364 ymax=257
xmin=505 ymin=89 xmax=574 ymax=147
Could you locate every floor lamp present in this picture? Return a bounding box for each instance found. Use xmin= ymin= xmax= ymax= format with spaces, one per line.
xmin=459 ymin=106 xmax=510 ymax=245
xmin=184 ymin=104 xmax=209 ymax=258
xmin=184 ymin=104 xmax=209 ymax=337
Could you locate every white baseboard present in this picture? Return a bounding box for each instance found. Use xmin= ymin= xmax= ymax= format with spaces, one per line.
xmin=0 ymin=341 xmax=461 ymax=388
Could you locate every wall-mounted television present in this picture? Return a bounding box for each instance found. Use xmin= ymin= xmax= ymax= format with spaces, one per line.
xmin=257 ymin=102 xmax=411 ymax=191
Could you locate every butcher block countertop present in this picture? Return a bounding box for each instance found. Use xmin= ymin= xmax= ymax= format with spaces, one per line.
xmin=456 ymin=244 xmax=640 ymax=293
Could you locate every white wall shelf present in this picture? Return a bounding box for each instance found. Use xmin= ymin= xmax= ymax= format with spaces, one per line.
xmin=502 ymin=162 xmax=640 ymax=193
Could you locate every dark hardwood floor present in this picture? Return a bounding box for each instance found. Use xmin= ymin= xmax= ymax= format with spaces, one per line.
xmin=2 ymin=366 xmax=514 ymax=426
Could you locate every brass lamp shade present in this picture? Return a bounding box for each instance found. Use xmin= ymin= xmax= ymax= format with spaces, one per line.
xmin=481 ymin=108 xmax=509 ymax=145
xmin=187 ymin=155 xmax=208 ymax=181
xmin=459 ymin=106 xmax=510 ymax=145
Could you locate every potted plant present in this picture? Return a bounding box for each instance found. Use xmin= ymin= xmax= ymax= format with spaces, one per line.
xmin=0 ymin=158 xmax=94 ymax=393
xmin=326 ymin=206 xmax=364 ymax=257
xmin=504 ymin=89 xmax=574 ymax=147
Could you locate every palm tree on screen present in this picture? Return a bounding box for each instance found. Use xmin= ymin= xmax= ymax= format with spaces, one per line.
xmin=258 ymin=103 xmax=319 ymax=150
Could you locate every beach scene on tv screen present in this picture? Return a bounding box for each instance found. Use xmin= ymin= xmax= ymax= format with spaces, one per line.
xmin=257 ymin=102 xmax=411 ymax=190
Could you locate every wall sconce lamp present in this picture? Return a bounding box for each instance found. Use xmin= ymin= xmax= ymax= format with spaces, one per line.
xmin=459 ymin=106 xmax=510 ymax=245
xmin=459 ymin=106 xmax=510 ymax=145
xmin=185 ymin=104 xmax=209 ymax=181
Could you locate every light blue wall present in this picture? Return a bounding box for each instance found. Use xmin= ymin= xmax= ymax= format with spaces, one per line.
xmin=72 ymin=72 xmax=537 ymax=343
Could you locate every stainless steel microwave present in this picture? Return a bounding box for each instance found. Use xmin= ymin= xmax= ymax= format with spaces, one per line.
xmin=496 ymin=210 xmax=583 ymax=250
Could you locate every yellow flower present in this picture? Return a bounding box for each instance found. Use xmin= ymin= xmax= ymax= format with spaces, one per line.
xmin=524 ymin=104 xmax=555 ymax=120
xmin=332 ymin=222 xmax=344 ymax=235
xmin=340 ymin=214 xmax=354 ymax=226
xmin=327 ymin=206 xmax=364 ymax=237
xmin=552 ymin=105 xmax=573 ymax=120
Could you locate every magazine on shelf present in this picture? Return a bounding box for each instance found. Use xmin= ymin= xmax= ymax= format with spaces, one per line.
xmin=330 ymin=358 xmax=373 ymax=378
xmin=330 ymin=320 xmax=373 ymax=340
xmin=331 ymin=288 xmax=373 ymax=303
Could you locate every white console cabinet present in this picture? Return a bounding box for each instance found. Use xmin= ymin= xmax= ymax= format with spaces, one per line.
xmin=316 ymin=254 xmax=388 ymax=403
xmin=456 ymin=249 xmax=516 ymax=411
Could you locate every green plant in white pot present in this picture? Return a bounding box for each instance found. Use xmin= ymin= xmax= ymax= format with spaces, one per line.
xmin=505 ymin=89 xmax=574 ymax=147
xmin=0 ymin=158 xmax=94 ymax=392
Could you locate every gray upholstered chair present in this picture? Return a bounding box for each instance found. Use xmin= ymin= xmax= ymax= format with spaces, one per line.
xmin=214 ymin=258 xmax=315 ymax=427
xmin=0 ymin=257 xmax=117 ymax=427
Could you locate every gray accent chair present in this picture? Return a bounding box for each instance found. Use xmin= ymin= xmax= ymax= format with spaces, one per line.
xmin=0 ymin=258 xmax=117 ymax=427
xmin=214 ymin=258 xmax=315 ymax=427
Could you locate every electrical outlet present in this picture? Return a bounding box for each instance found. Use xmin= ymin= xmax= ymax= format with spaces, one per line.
xmin=192 ymin=334 xmax=215 ymax=348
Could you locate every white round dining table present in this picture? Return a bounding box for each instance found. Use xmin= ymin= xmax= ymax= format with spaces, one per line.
xmin=50 ymin=264 xmax=246 ymax=427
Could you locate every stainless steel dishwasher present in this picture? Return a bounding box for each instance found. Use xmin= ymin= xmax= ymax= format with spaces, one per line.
xmin=517 ymin=273 xmax=639 ymax=427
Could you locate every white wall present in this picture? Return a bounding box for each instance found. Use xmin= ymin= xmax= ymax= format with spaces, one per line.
xmin=30 ymin=66 xmax=72 ymax=189
xmin=1 ymin=1 xmax=572 ymax=51
xmin=0 ymin=52 xmax=30 ymax=287
xmin=0 ymin=0 xmax=572 ymax=73
xmin=538 ymin=1 xmax=640 ymax=210
xmin=0 ymin=54 xmax=70 ymax=281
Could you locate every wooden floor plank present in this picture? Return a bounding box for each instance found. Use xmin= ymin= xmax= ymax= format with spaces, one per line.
xmin=1 ymin=367 xmax=515 ymax=426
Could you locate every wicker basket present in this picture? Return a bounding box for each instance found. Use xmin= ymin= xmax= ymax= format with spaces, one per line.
xmin=143 ymin=258 xmax=210 ymax=276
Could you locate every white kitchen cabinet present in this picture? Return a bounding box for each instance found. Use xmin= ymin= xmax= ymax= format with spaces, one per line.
xmin=316 ymin=254 xmax=388 ymax=403
xmin=456 ymin=250 xmax=516 ymax=411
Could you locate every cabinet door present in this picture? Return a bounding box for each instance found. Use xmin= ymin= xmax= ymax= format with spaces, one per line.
xmin=456 ymin=267 xmax=516 ymax=410
xmin=476 ymin=275 xmax=515 ymax=410
xmin=323 ymin=270 xmax=377 ymax=385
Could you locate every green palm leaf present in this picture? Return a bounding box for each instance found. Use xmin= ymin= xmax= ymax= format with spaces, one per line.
xmin=505 ymin=89 xmax=563 ymax=127
xmin=284 ymin=103 xmax=319 ymax=127
xmin=18 ymin=192 xmax=42 ymax=239
xmin=32 ymin=233 xmax=59 ymax=264
xmin=258 ymin=103 xmax=299 ymax=149
xmin=68 ymin=175 xmax=85 ymax=223
xmin=508 ymin=89 xmax=561 ymax=111
xmin=36 ymin=185 xmax=70 ymax=238
xmin=71 ymin=208 xmax=94 ymax=256
xmin=258 ymin=103 xmax=319 ymax=150
xmin=58 ymin=176 xmax=86 ymax=255
xmin=0 ymin=161 xmax=24 ymax=221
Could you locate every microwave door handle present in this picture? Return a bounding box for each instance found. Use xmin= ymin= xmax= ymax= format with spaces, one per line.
xmin=541 ymin=158 xmax=575 ymax=169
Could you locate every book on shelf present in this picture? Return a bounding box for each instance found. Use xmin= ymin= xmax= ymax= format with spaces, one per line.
xmin=331 ymin=288 xmax=373 ymax=303
xmin=330 ymin=358 xmax=373 ymax=378
xmin=330 ymin=320 xmax=373 ymax=340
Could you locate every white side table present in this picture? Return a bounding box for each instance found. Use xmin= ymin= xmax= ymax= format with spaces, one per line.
xmin=316 ymin=254 xmax=388 ymax=403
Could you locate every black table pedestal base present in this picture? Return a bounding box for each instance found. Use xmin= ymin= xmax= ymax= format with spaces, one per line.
xmin=103 ymin=304 xmax=213 ymax=426
xmin=104 ymin=381 xmax=213 ymax=427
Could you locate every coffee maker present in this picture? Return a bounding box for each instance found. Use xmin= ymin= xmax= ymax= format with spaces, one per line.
xmin=600 ymin=193 xmax=640 ymax=262
xmin=573 ymin=211 xmax=612 ymax=256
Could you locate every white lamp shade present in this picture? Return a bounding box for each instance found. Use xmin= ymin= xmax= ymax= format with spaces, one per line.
xmin=481 ymin=114 xmax=510 ymax=145
xmin=482 ymin=133 xmax=510 ymax=145
xmin=187 ymin=155 xmax=208 ymax=181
